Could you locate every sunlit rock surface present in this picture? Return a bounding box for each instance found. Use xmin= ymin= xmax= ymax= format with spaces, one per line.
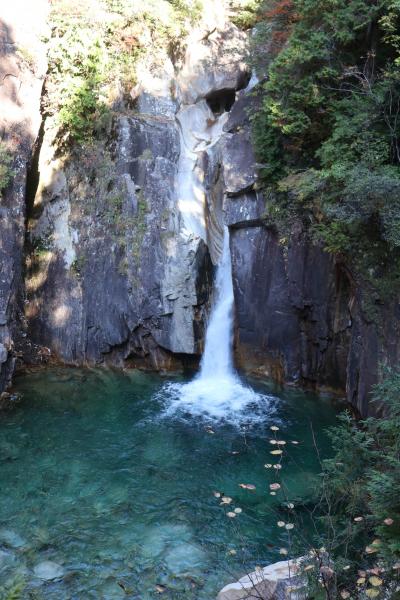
xmin=25 ymin=0 xmax=250 ymax=370
xmin=0 ymin=0 xmax=49 ymax=394
xmin=217 ymin=558 xmax=305 ymax=600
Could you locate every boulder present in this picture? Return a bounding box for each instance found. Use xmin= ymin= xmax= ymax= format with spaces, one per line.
xmin=33 ymin=560 xmax=64 ymax=581
xmin=217 ymin=558 xmax=306 ymax=600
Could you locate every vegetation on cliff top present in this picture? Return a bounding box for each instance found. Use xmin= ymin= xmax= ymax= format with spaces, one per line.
xmin=47 ymin=0 xmax=202 ymax=146
xmin=251 ymin=0 xmax=400 ymax=301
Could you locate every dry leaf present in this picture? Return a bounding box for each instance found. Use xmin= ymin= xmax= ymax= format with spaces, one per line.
xmin=369 ymin=576 xmax=383 ymax=587
xmin=366 ymin=589 xmax=379 ymax=598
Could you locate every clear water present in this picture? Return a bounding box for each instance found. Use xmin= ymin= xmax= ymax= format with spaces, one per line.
xmin=0 ymin=368 xmax=339 ymax=599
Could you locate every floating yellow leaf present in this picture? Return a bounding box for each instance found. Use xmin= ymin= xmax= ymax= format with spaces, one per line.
xmin=366 ymin=589 xmax=379 ymax=598
xmin=357 ymin=577 xmax=366 ymax=585
xmin=270 ymin=450 xmax=283 ymax=455
xmin=369 ymin=576 xmax=383 ymax=587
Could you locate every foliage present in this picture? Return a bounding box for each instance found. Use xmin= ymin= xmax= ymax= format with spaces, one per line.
xmin=0 ymin=142 xmax=14 ymax=196
xmin=0 ymin=577 xmax=25 ymax=600
xmin=289 ymin=367 xmax=400 ymax=599
xmin=231 ymin=0 xmax=263 ymax=29
xmin=251 ymin=0 xmax=400 ymax=295
xmin=47 ymin=0 xmax=202 ymax=147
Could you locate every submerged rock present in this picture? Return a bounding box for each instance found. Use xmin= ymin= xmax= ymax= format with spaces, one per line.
xmin=164 ymin=542 xmax=207 ymax=576
xmin=217 ymin=558 xmax=305 ymax=600
xmin=0 ymin=529 xmax=26 ymax=549
xmin=33 ymin=560 xmax=64 ymax=581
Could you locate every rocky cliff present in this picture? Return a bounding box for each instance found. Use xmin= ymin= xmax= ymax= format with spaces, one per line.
xmin=0 ymin=0 xmax=48 ymax=396
xmin=0 ymin=0 xmax=396 ymax=417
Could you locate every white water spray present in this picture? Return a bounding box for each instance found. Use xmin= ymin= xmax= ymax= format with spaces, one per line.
xmin=163 ymin=227 xmax=269 ymax=422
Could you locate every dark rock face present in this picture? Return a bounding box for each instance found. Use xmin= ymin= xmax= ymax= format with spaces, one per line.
xmin=26 ymin=114 xmax=214 ymax=370
xmin=204 ymin=84 xmax=397 ymax=417
xmin=0 ymin=3 xmax=48 ymax=394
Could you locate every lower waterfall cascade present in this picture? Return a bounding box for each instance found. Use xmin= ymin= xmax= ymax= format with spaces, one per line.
xmin=163 ymin=228 xmax=267 ymax=423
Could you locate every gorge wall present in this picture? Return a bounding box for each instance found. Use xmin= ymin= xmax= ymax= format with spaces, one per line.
xmin=0 ymin=0 xmax=397 ymax=417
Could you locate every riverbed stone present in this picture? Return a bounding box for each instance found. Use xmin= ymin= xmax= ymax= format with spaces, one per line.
xmin=0 ymin=528 xmax=26 ymax=549
xmin=33 ymin=560 xmax=64 ymax=581
xmin=217 ymin=558 xmax=306 ymax=600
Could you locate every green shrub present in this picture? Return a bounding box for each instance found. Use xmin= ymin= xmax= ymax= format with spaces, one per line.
xmin=0 ymin=142 xmax=14 ymax=196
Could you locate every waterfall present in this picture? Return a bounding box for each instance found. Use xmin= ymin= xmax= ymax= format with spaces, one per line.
xmin=163 ymin=227 xmax=265 ymax=422
xmin=199 ymin=227 xmax=234 ymax=379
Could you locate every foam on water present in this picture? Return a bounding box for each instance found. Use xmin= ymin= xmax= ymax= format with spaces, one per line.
xmin=162 ymin=229 xmax=272 ymax=423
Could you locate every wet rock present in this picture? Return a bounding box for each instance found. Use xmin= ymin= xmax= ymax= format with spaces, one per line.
xmin=164 ymin=542 xmax=206 ymax=576
xmin=0 ymin=528 xmax=26 ymax=549
xmin=217 ymin=558 xmax=305 ymax=600
xmin=33 ymin=560 xmax=64 ymax=581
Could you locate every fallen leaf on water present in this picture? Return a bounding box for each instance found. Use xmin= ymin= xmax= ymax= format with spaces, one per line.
xmin=285 ymin=523 xmax=294 ymax=530
xmin=228 ymin=549 xmax=236 ymax=555
xmin=239 ymin=483 xmax=256 ymax=490
xmin=276 ymin=440 xmax=286 ymax=445
xmin=286 ymin=502 xmax=294 ymax=509
xmin=366 ymin=589 xmax=379 ymax=598
xmin=270 ymin=483 xmax=281 ymax=491
xmin=269 ymin=440 xmax=277 ymax=445
xmin=357 ymin=577 xmax=366 ymax=585
xmin=213 ymin=491 xmax=221 ymax=498
xmin=221 ymin=496 xmax=232 ymax=504
xmin=304 ymin=565 xmax=314 ymax=572
xmin=270 ymin=426 xmax=279 ymax=431
xmin=155 ymin=585 xmax=166 ymax=594
xmin=270 ymin=450 xmax=283 ymax=455
xmin=291 ymin=441 xmax=299 ymax=445
xmin=277 ymin=521 xmax=285 ymax=527
xmin=273 ymin=464 xmax=282 ymax=470
xmin=384 ymin=518 xmax=394 ymax=525
xmin=234 ymin=507 xmax=242 ymax=514
xmin=354 ymin=516 xmax=364 ymax=522
xmin=264 ymin=464 xmax=272 ymax=469
xmin=279 ymin=548 xmax=288 ymax=555
xmin=226 ymin=512 xmax=236 ymax=518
